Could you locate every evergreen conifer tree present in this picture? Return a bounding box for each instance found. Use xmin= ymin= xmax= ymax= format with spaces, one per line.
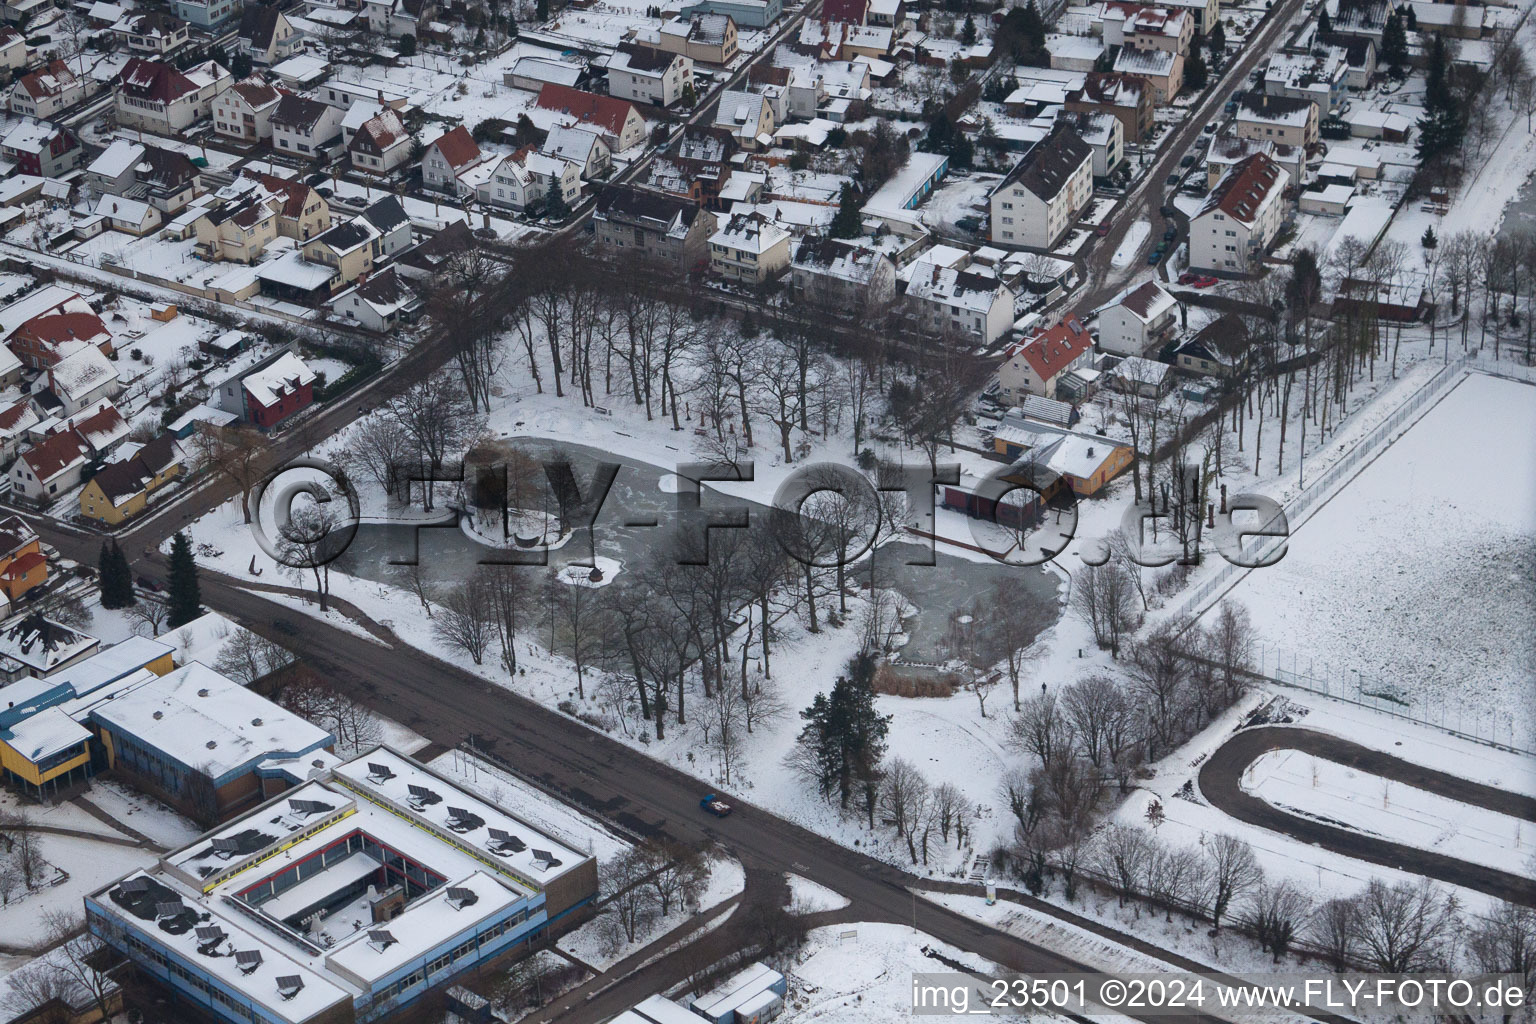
xmin=167 ymin=532 xmax=201 ymax=629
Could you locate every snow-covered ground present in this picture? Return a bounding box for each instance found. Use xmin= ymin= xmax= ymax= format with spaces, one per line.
xmin=1109 ymin=221 xmax=1150 ymax=269
xmin=80 ymin=781 xmax=202 ymax=849
xmin=785 ymin=874 xmax=851 ymax=914
xmin=1241 ymin=750 xmax=1532 ymax=875
xmin=1218 ymin=372 xmax=1536 ymax=748
xmin=784 ymin=921 xmax=1075 ymax=1024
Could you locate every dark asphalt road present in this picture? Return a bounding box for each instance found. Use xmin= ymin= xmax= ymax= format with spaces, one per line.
xmin=1199 ymin=726 xmax=1536 ymax=907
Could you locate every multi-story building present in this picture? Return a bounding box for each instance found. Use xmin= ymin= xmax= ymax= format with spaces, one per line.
xmin=1063 ymin=71 xmax=1153 ymax=142
xmin=86 ymin=745 xmax=598 ymax=1024
xmin=213 ymin=76 xmax=282 ymax=144
xmin=904 ymin=260 xmax=1016 ymax=344
xmin=0 ymin=119 xmax=80 ymax=177
xmin=1098 ymin=280 xmax=1179 ymax=357
xmin=115 ymin=58 xmax=231 ymax=133
xmin=989 ymin=126 xmax=1093 ymax=250
xmin=1188 ymin=152 xmax=1290 ymax=275
xmin=271 ymin=94 xmax=345 ymax=159
xmin=708 ymin=211 xmax=791 ymax=284
xmin=1112 ymin=45 xmax=1183 ymax=104
xmin=1233 ymin=91 xmax=1319 ymax=148
xmin=9 ymin=61 xmax=84 ymax=119
xmin=347 ymin=109 xmax=413 ymax=175
xmin=593 ymin=185 xmax=716 ymax=271
xmin=998 ymin=315 xmax=1094 ymax=401
xmin=790 ymin=235 xmax=897 ymax=311
xmin=641 ymin=13 xmax=738 ymax=64
xmin=605 ymin=43 xmax=693 ymax=107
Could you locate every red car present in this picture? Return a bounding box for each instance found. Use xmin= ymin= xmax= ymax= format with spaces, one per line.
xmin=1096 ymin=220 xmax=1111 ymax=236
xmin=1179 ymin=273 xmax=1219 ymax=288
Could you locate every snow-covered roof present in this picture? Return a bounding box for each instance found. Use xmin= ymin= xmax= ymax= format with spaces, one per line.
xmin=91 ymin=662 xmax=332 ymax=781
xmin=709 ymin=210 xmax=789 ymax=253
xmin=0 ymin=614 xmax=98 ymax=673
xmin=241 ymin=351 xmax=315 ymax=407
xmin=905 ymin=262 xmax=1008 ymax=314
xmin=256 ymin=250 xmax=337 ymax=290
xmin=5 ymin=707 xmax=90 ymax=762
xmin=1106 ymin=280 xmax=1176 ymax=325
xmin=88 ymin=138 xmax=148 ymax=180
xmin=1110 ymin=354 xmax=1172 ymax=385
xmin=1 ymin=119 xmax=61 ymax=155
xmin=50 ymin=635 xmax=175 ymax=699
xmin=50 ymin=344 xmax=117 ymax=401
xmin=507 ymin=55 xmax=582 ymax=87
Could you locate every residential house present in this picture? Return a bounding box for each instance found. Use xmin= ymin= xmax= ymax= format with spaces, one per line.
xmin=126 ymin=145 xmax=202 ymax=214
xmin=359 ymin=196 xmax=412 ymax=257
xmin=542 ymin=125 xmax=610 ymax=179
xmin=348 ymin=108 xmax=413 ymax=174
xmin=78 ymin=434 xmax=184 ymax=524
xmin=67 ymin=400 xmax=129 ymax=458
xmin=797 ymin=19 xmax=893 ymax=59
xmin=112 ymin=11 xmax=189 ymax=54
xmin=213 ymin=351 xmax=315 ymax=428
xmin=1126 ymin=6 xmax=1193 ymax=54
xmin=47 ymin=345 xmax=121 ymax=415
xmin=708 ymin=211 xmax=791 ymax=284
xmin=248 ymin=172 xmax=330 ymax=241
xmin=1064 ymin=72 xmax=1153 ymax=142
xmin=0 ymin=120 xmax=80 ymax=177
xmin=13 ymin=430 xmax=88 ymax=501
xmin=193 ymin=193 xmax=278 ymax=262
xmin=606 ymin=43 xmax=694 ymax=108
xmin=114 ymin=58 xmax=231 ymax=133
xmin=330 ymin=268 xmax=420 ymax=332
xmin=593 ymin=185 xmax=716 ymax=271
xmin=363 ymin=0 xmax=434 ymax=37
xmin=989 ymin=125 xmax=1094 ymax=249
xmin=536 ymin=84 xmax=649 ymax=152
xmin=173 ymin=0 xmax=241 ymax=30
xmin=0 ymin=399 xmax=37 ymax=463
xmin=1233 ymin=91 xmax=1319 ymax=148
xmin=1205 ymin=135 xmax=1297 ymax=189
xmin=421 ymin=125 xmax=487 ymax=196
xmin=0 ymin=516 xmax=44 ymax=600
xmin=92 ymin=195 xmax=161 ymax=235
xmin=237 ymin=4 xmax=301 ymax=64
xmin=645 ymin=13 xmax=738 ymax=64
xmin=211 ymin=75 xmax=282 ymax=144
xmin=84 ymin=139 xmax=143 ymax=197
xmin=1188 ymin=152 xmax=1290 ymax=275
xmin=8 ymin=296 xmax=113 ymax=369
xmin=1264 ymin=46 xmax=1349 ymax=112
xmin=978 ymin=416 xmax=1133 ymax=496
xmin=316 ymin=80 xmax=410 ymax=113
xmin=1173 ymin=315 xmax=1247 ymax=377
xmin=394 ymin=220 xmax=473 ymax=281
xmin=998 ymin=315 xmax=1094 ymax=401
xmin=0 ymin=25 xmax=25 ymax=69
xmin=1099 ymin=2 xmax=1141 ymax=48
xmin=270 ymin=94 xmax=343 ymax=158
xmin=301 ymin=218 xmax=380 ymax=292
xmin=904 ymin=261 xmax=1016 ymax=344
xmin=10 ymin=62 xmax=84 ymax=119
xmin=1098 ymin=280 xmax=1179 ymax=357
xmin=1068 ymin=111 xmax=1122 ymax=177
xmin=1156 ymin=0 xmax=1217 ymax=33
xmin=790 ymin=235 xmax=897 ymax=310
xmin=476 ymin=147 xmax=581 ymax=213
xmin=1112 ymin=45 xmax=1183 ymax=104
xmin=711 ymin=88 xmax=776 ymax=148
xmin=1332 ymin=0 xmax=1395 ymax=43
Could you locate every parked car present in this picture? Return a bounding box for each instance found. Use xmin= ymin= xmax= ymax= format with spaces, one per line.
xmin=1097 ymin=219 xmax=1112 ymax=236
xmin=700 ymin=794 xmax=733 ymax=817
xmin=1180 ymin=154 xmax=1197 ymax=167
xmin=136 ymin=575 xmax=161 ymax=592
xmin=1163 ymin=226 xmax=1178 ymax=241
xmin=272 ymin=619 xmax=300 ymax=636
xmin=1179 ymin=272 xmax=1219 ymax=287
xmin=1167 ymin=173 xmax=1181 ymax=186
xmin=1203 ymin=121 xmax=1218 ymax=133
xmin=1147 ymin=247 xmax=1165 ymax=265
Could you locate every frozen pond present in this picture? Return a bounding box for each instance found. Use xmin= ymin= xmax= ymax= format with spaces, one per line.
xmin=329 ymin=439 xmax=1060 ymax=664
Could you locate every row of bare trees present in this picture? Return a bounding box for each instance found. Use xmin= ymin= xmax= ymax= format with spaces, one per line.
xmin=597 ymin=840 xmax=710 ymax=953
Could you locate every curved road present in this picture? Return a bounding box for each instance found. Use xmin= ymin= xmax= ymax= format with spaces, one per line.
xmin=1199 ymin=726 xmax=1536 ymax=907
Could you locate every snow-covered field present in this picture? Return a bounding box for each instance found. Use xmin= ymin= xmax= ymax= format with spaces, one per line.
xmin=1109 ymin=221 xmax=1150 ymax=269
xmin=1241 ymin=750 xmax=1532 ymax=875
xmin=1218 ymin=373 xmax=1536 ymax=748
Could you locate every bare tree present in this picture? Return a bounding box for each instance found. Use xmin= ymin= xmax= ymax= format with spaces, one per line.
xmin=998 ymin=764 xmax=1044 ymax=839
xmin=599 ymin=847 xmax=655 ymax=947
xmin=551 ymin=572 xmax=602 ymax=698
xmin=390 ymin=563 xmax=434 ymax=617
xmin=1206 ymin=833 xmax=1263 ymax=930
xmin=1465 ymin=901 xmax=1536 ymax=1008
xmin=278 ymin=499 xmax=342 ymax=612
xmin=1147 ymin=844 xmax=1212 ymax=921
xmin=434 ymin=579 xmax=496 ymax=665
xmin=1072 ymin=561 xmax=1136 ymax=653
xmin=1062 ymin=674 xmax=1129 ymax=771
xmin=988 ymin=577 xmax=1053 ymax=710
xmin=638 ymin=840 xmax=708 ymax=917
xmin=1243 ymin=881 xmax=1312 ymax=963
xmin=128 ymin=599 xmax=170 ymax=637
xmin=1012 ymin=690 xmax=1071 ymax=769
xmin=482 ymin=566 xmax=533 ymax=675
xmin=1351 ymin=878 xmax=1461 ymax=972
xmin=191 ymin=427 xmax=269 ymax=523
xmin=343 ymin=414 xmax=412 ymax=500
xmin=212 ymin=628 xmax=291 ymax=684
xmin=879 ymin=757 xmax=930 ymax=863
xmin=389 ymin=374 xmax=481 ymax=510
xmin=1093 ymin=824 xmax=1155 ymax=905
xmin=1310 ymin=897 xmax=1360 ymax=971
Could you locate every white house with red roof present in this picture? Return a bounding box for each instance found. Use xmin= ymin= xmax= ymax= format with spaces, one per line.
xmin=1098 ymin=280 xmax=1178 ymax=357
xmin=9 ymin=61 xmax=86 ymax=119
xmin=114 ymin=58 xmax=231 ymax=133
xmin=535 ymin=85 xmax=649 ymax=152
xmin=421 ymin=125 xmax=486 ymax=196
xmin=348 ymin=107 xmax=413 ymax=174
xmin=0 ymin=27 xmax=26 ymax=70
xmin=13 ymin=430 xmax=88 ymax=501
xmin=1189 ymin=152 xmax=1289 ymax=275
xmin=213 ymin=75 xmax=283 ymax=143
xmin=0 ymin=398 xmax=37 ymax=463
xmin=999 ymin=314 xmax=1094 ymax=401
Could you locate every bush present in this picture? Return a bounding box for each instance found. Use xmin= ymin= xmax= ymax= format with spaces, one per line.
xmin=788 ymin=151 xmax=810 ymax=171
